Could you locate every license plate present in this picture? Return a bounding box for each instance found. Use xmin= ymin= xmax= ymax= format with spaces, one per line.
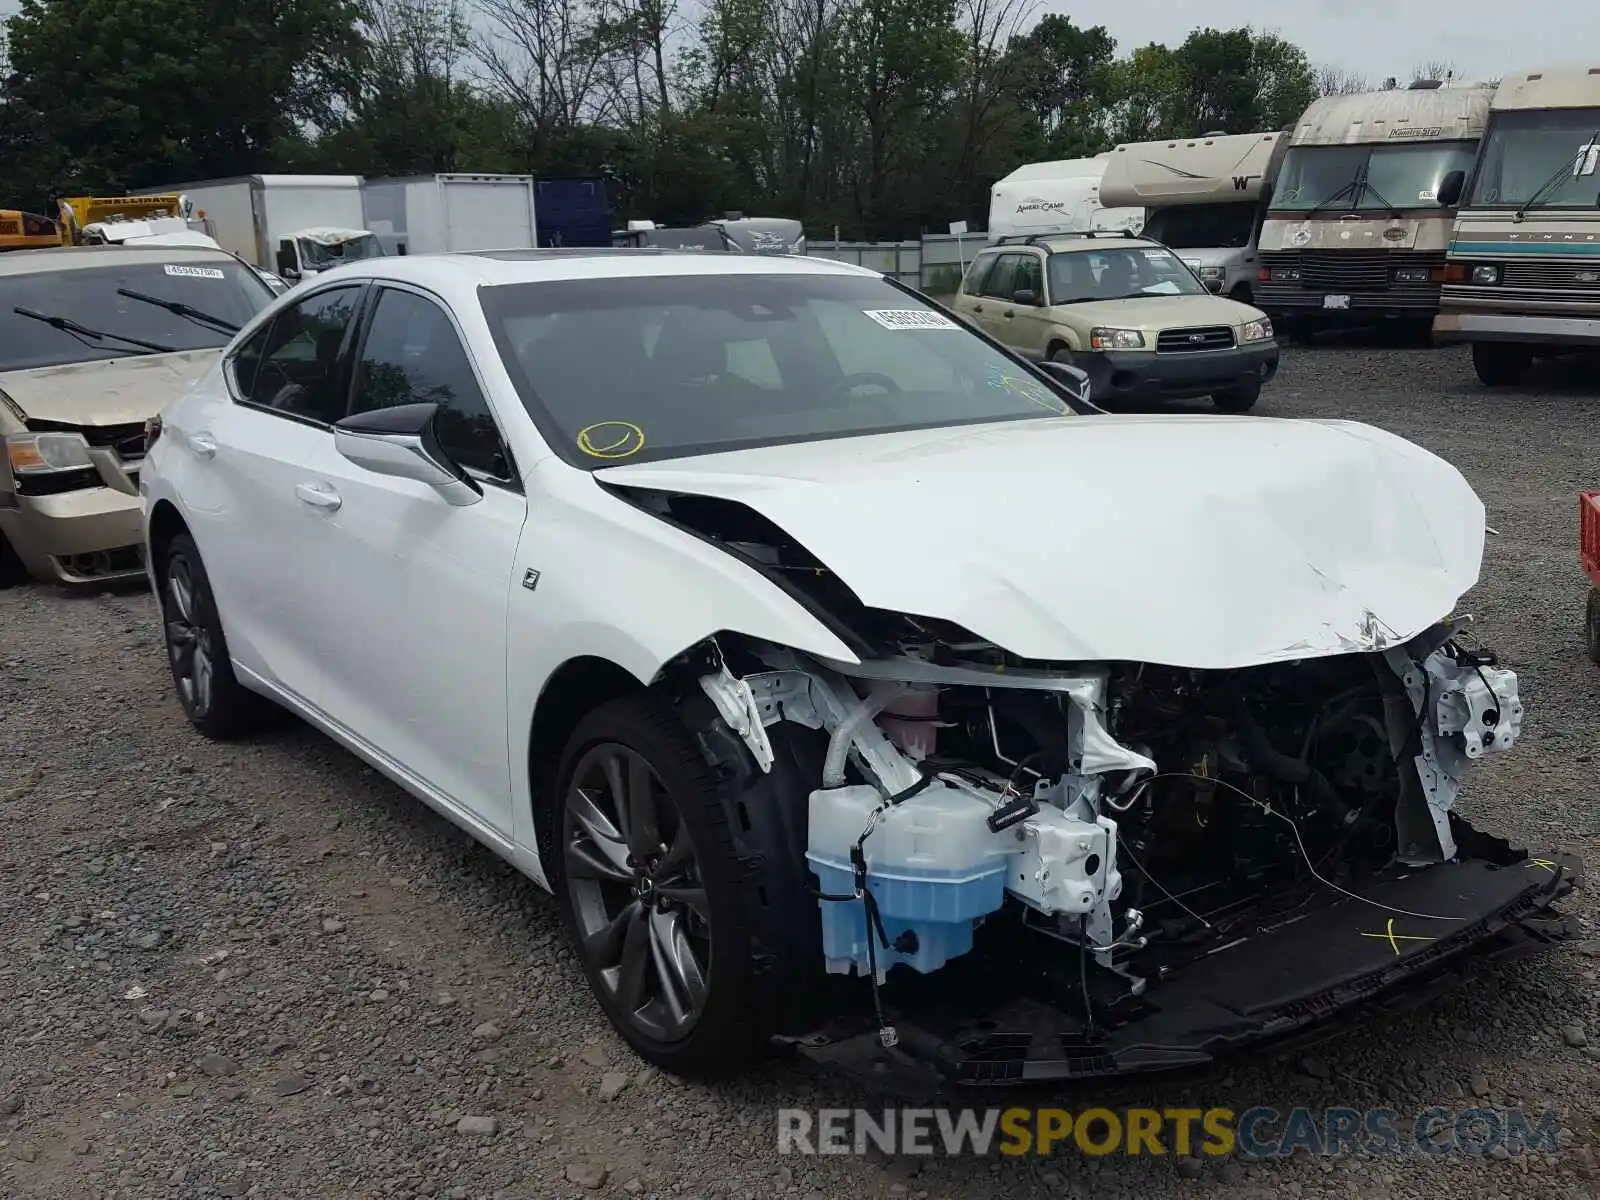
xmin=1324 ymin=294 xmax=1351 ymax=310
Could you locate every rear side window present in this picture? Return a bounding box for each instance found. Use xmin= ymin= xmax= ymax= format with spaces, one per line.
xmin=961 ymin=255 xmax=995 ymax=295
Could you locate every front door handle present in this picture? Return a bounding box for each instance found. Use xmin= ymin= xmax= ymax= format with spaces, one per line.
xmin=189 ymin=432 xmax=217 ymax=460
xmin=1002 ymin=309 xmax=1016 ymax=318
xmin=295 ymin=482 xmax=342 ymax=511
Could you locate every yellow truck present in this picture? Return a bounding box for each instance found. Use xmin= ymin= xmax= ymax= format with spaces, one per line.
xmin=0 ymin=209 xmax=61 ymax=251
xmin=1433 ymin=63 xmax=1600 ymax=385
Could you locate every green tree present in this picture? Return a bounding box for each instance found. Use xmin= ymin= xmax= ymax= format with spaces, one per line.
xmin=0 ymin=0 xmax=364 ymax=200
xmin=1003 ymin=13 xmax=1117 ymax=158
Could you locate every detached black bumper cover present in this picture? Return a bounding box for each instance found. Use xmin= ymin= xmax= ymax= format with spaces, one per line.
xmin=1080 ymin=341 xmax=1279 ymax=403
xmin=786 ymin=835 xmax=1582 ymax=1095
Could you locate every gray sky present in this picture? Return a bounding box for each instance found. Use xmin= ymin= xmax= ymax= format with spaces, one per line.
xmin=1046 ymin=0 xmax=1600 ymax=88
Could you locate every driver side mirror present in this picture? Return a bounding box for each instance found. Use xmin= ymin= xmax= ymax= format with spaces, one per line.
xmin=276 ymin=240 xmax=300 ymax=279
xmin=1436 ymin=170 xmax=1465 ymax=208
xmin=332 ymin=403 xmax=483 ymax=506
xmin=1038 ymin=359 xmax=1093 ymax=407
xmin=1011 ymin=288 xmax=1039 ymax=306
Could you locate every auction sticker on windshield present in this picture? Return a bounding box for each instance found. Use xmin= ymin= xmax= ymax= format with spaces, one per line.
xmin=164 ymin=264 xmax=226 ymax=280
xmin=863 ymin=309 xmax=959 ymax=331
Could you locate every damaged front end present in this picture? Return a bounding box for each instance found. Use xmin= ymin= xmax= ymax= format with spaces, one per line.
xmin=677 ymin=615 xmax=1579 ymax=1092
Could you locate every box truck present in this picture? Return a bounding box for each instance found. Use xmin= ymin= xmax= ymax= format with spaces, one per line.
xmin=139 ymin=175 xmax=381 ymax=281
xmin=363 ymin=173 xmax=538 ymax=256
xmin=1099 ymin=131 xmax=1287 ymax=304
xmin=987 ymin=155 xmax=1145 ymax=242
xmin=1434 ymin=63 xmax=1600 ymax=385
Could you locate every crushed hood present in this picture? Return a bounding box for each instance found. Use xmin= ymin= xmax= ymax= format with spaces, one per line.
xmin=0 ymin=349 xmax=219 ymax=427
xmin=597 ymin=416 xmax=1486 ymax=670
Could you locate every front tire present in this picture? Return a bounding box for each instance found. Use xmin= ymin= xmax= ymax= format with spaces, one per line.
xmin=550 ymin=693 xmax=815 ymax=1074
xmin=0 ymin=531 xmax=26 ymax=589
xmin=159 ymin=534 xmax=274 ymax=739
xmin=1472 ymin=342 xmax=1532 ymax=387
xmin=1213 ymin=378 xmax=1261 ymax=413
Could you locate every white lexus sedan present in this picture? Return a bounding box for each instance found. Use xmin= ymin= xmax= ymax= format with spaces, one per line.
xmin=139 ymin=249 xmax=1578 ymax=1088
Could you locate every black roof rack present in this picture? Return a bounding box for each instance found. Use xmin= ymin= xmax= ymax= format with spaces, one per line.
xmin=993 ymin=230 xmax=1141 ymax=246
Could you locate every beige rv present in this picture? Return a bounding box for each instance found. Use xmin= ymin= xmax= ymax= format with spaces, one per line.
xmin=1099 ymin=131 xmax=1287 ymax=304
xmin=1256 ymin=81 xmax=1495 ymax=339
xmin=1433 ymin=63 xmax=1600 ymax=385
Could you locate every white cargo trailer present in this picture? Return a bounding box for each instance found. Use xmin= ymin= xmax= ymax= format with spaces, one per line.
xmin=138 ymin=175 xmax=380 ymax=280
xmin=362 ymin=174 xmax=539 ymax=256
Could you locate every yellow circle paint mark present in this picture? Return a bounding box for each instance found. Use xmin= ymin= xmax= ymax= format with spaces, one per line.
xmin=576 ymin=421 xmax=646 ymax=459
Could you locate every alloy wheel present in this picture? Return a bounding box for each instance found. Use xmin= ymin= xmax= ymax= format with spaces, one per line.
xmin=165 ymin=558 xmax=214 ymax=717
xmin=562 ymin=743 xmax=711 ymax=1042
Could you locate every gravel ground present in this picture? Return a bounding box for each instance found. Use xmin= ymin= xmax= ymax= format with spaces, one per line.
xmin=2 ymin=340 xmax=1598 ymax=1200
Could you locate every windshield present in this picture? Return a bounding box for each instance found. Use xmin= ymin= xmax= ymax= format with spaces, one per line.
xmin=1139 ymin=203 xmax=1257 ymax=249
xmin=481 ymin=273 xmax=1074 ymax=467
xmin=0 ymin=258 xmax=274 ymax=372
xmin=1047 ymin=245 xmax=1206 ymax=301
xmin=1465 ymin=108 xmax=1600 ymax=209
xmin=298 ymin=234 xmax=385 ymax=269
xmin=1272 ymin=142 xmax=1477 ymax=211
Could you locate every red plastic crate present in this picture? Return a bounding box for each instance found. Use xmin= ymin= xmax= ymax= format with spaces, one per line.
xmin=1583 ymin=491 xmax=1600 ymax=586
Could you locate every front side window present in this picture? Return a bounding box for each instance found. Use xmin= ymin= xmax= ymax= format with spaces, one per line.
xmin=0 ymin=257 xmax=275 ymax=373
xmin=480 ymin=272 xmax=1075 ymax=468
xmin=1466 ymin=108 xmax=1600 ymax=209
xmin=1047 ymin=246 xmax=1205 ymax=303
xmin=235 ymin=285 xmax=363 ymax=423
xmin=350 ymin=288 xmax=512 ymax=481
xmin=980 ymin=254 xmax=1023 ymax=299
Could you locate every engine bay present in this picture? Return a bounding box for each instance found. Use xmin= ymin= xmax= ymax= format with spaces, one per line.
xmin=679 ymin=608 xmax=1569 ymax=1085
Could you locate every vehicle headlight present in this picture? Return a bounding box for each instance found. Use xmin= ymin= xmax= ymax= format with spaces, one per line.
xmin=1471 ymin=264 xmax=1500 ymax=285
xmin=1393 ymin=266 xmax=1431 ymax=283
xmin=1270 ymin=267 xmax=1300 ymax=282
xmin=1198 ymin=265 xmax=1225 ymax=279
xmin=1239 ymin=318 xmax=1274 ymax=343
xmin=5 ymin=431 xmax=94 ymax=475
xmin=1183 ymin=258 xmax=1203 ymax=272
xmin=1089 ymin=327 xmax=1146 ymax=350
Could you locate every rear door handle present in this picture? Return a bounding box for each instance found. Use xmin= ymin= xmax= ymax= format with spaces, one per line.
xmin=295 ymin=482 xmax=342 ymax=511
xmin=1002 ymin=309 xmax=1016 ymax=318
xmin=972 ymin=304 xmax=984 ymax=313
xmin=188 ymin=432 xmax=217 ymax=460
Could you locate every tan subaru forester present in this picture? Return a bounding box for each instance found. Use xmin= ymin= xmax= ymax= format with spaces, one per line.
xmin=951 ymin=231 xmax=1280 ymax=412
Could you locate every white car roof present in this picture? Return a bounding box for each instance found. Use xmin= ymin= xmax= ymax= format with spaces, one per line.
xmin=305 ymin=248 xmax=882 ymax=292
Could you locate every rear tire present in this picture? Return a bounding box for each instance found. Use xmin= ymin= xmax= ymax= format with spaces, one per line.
xmin=158 ymin=534 xmax=276 ymax=739
xmin=549 ymin=692 xmax=824 ymax=1075
xmin=1472 ymin=342 xmax=1532 ymax=387
xmin=1586 ymin=587 xmax=1600 ymax=666
xmin=0 ymin=531 xmax=26 ymax=589
xmin=1213 ymin=378 xmax=1261 ymax=413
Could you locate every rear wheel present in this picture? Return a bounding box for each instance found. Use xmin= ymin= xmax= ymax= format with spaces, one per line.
xmin=159 ymin=534 xmax=276 ymax=739
xmin=1472 ymin=342 xmax=1532 ymax=387
xmin=1213 ymin=378 xmax=1261 ymax=413
xmin=1586 ymin=587 xmax=1600 ymax=665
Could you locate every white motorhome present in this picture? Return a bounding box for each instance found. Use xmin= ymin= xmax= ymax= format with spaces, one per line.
xmin=987 ymin=155 xmax=1144 ymax=242
xmin=1100 ymin=131 xmax=1286 ymax=304
xmin=1256 ymin=80 xmax=1495 ymax=337
xmin=1434 ymin=63 xmax=1600 ymax=385
xmin=362 ymin=174 xmax=538 ymax=256
xmin=141 ymin=175 xmax=383 ymax=282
